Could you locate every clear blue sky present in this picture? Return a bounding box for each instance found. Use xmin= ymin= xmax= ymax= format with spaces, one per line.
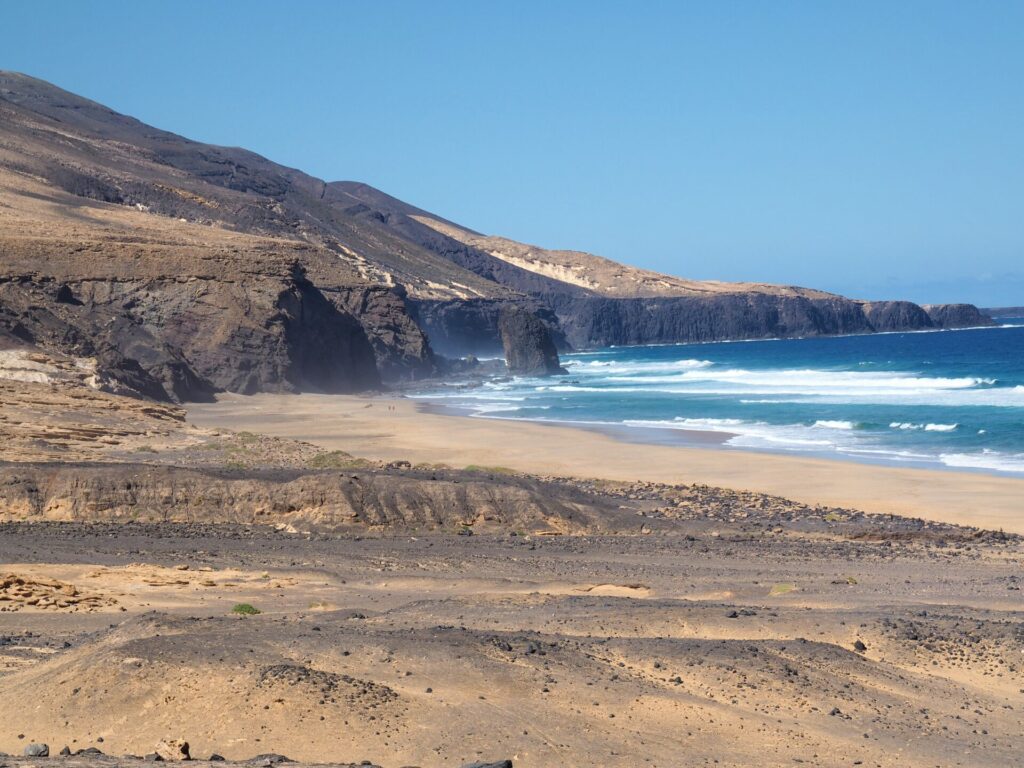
xmin=4 ymin=1 xmax=1022 ymax=305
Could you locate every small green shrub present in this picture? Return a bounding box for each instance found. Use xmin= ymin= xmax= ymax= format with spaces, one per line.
xmin=231 ymin=603 xmax=260 ymax=616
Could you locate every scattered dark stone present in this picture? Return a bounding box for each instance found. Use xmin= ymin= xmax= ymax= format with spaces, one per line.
xmin=461 ymin=761 xmax=513 ymax=768
xmin=60 ymin=746 xmax=72 ymax=756
xmin=209 ymin=755 xmax=225 ymax=762
xmin=23 ymin=744 xmax=49 ymax=757
xmin=726 ymin=610 xmax=739 ymax=618
xmin=144 ymin=753 xmax=163 ymax=762
xmin=853 ymin=640 xmax=868 ymax=652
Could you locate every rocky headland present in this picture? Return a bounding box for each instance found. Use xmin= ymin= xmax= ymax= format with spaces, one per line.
xmin=0 ymin=71 xmax=993 ymax=402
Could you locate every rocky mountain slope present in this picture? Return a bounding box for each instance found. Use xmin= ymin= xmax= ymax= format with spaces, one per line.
xmin=0 ymin=72 xmax=992 ymax=400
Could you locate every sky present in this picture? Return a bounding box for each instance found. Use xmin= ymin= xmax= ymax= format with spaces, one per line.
xmin=3 ymin=1 xmax=1022 ymax=305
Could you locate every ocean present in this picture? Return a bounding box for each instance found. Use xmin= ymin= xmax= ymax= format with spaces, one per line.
xmin=412 ymin=320 xmax=1024 ymax=476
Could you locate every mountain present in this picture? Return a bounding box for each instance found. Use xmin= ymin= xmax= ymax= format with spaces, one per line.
xmin=0 ymin=72 xmax=993 ymax=400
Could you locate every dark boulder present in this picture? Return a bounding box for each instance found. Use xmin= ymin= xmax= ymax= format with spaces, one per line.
xmin=499 ymin=306 xmax=567 ymax=376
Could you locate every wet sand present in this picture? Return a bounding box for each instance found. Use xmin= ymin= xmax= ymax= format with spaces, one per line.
xmin=188 ymin=392 xmax=1024 ymax=535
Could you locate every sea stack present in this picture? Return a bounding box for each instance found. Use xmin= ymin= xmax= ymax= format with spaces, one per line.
xmin=498 ymin=305 xmax=567 ymax=376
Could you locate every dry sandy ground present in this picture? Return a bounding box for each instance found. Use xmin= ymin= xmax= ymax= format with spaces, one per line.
xmin=2 ymin=380 xmax=1021 ymax=768
xmin=0 ymin=523 xmax=1020 ymax=768
xmin=188 ymin=393 xmax=1024 ymax=535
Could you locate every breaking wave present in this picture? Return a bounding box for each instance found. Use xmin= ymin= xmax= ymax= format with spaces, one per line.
xmin=940 ymin=451 xmax=1024 ymax=473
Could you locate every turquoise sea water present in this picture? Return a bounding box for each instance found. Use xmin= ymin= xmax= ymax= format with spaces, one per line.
xmin=413 ymin=320 xmax=1024 ymax=476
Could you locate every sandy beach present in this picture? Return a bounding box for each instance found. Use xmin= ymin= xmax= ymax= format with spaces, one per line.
xmin=4 ymin=375 xmax=1023 ymax=767
xmin=188 ymin=392 xmax=1024 ymax=535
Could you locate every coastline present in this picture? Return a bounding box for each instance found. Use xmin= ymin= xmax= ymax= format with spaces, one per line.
xmin=188 ymin=391 xmax=1024 ymax=534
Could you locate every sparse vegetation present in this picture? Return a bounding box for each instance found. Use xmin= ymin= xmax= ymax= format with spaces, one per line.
xmin=231 ymin=603 xmax=260 ymax=616
xmin=464 ymin=464 xmax=516 ymax=475
xmin=309 ymin=450 xmax=373 ymax=470
xmin=769 ymin=582 xmax=798 ymax=596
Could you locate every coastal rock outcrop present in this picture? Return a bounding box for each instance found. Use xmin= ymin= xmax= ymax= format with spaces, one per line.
xmin=923 ymin=303 xmax=995 ymax=329
xmin=415 ymin=294 xmax=996 ymax=354
xmin=498 ymin=306 xmax=567 ymax=375
xmin=861 ymin=300 xmax=933 ymax=331
xmin=0 ymin=71 xmax=996 ymax=397
xmin=0 ymin=263 xmax=382 ymax=401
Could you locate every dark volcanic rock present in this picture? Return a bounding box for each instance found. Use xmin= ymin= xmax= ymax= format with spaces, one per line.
xmin=0 ymin=265 xmax=381 ymax=401
xmin=498 ymin=306 xmax=567 ymax=376
xmin=331 ymin=285 xmax=436 ymax=382
xmin=861 ymin=300 xmax=934 ymax=331
xmin=544 ymin=293 xmax=878 ymax=348
xmin=923 ymin=303 xmax=995 ymax=329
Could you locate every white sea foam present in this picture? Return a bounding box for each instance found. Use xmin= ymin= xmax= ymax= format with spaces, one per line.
xmin=622 ymin=417 xmax=853 ymax=450
xmin=889 ymin=422 xmax=959 ymax=431
xmin=622 ymin=417 xmax=745 ymax=430
xmin=471 ymin=403 xmax=524 ymax=414
xmin=570 ymin=358 xmax=713 ymax=373
xmin=408 ymin=391 xmax=527 ymax=402
xmin=813 ymin=420 xmax=857 ymax=429
xmin=596 ymin=366 xmax=995 ymax=390
xmin=940 ymin=451 xmax=1024 ymax=473
xmin=567 ymin=360 xmax=1012 ymax=406
xmin=840 ymin=447 xmax=933 ymax=462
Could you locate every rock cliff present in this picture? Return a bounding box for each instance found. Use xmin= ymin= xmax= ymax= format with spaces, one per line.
xmin=0 ymin=72 xmax=994 ymax=399
xmin=923 ymin=303 xmax=995 ymax=329
xmin=415 ymin=294 xmax=994 ymax=354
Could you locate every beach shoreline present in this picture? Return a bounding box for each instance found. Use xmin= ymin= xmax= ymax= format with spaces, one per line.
xmin=187 ymin=391 xmax=1024 ymax=534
